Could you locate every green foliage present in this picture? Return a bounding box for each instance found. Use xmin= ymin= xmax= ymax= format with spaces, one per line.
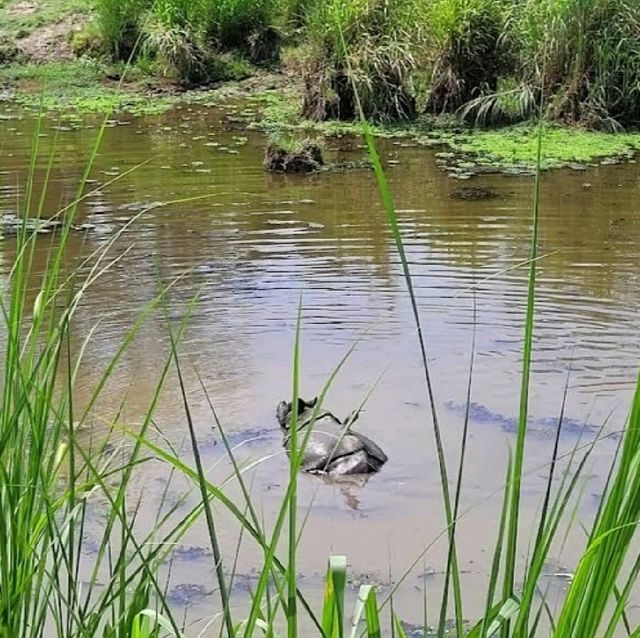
xmin=94 ymin=0 xmax=281 ymax=79
xmin=95 ymin=0 xmax=151 ymax=60
xmin=141 ymin=16 xmax=202 ymax=81
xmin=555 ymin=375 xmax=640 ymax=636
xmin=70 ymin=21 xmax=107 ymax=58
xmin=299 ymin=0 xmax=426 ymax=122
xmin=424 ymin=0 xmax=513 ymax=114
xmin=514 ymin=0 xmax=640 ymax=129
xmin=0 ymin=115 xmax=196 ymax=638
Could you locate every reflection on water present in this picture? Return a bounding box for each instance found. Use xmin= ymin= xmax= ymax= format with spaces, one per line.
xmin=1 ymin=100 xmax=639 ymax=629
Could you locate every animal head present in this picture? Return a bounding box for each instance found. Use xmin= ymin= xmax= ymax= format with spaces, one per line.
xmin=276 ymin=397 xmax=318 ymax=430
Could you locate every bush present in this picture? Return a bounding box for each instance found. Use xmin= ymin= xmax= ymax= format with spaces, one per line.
xmin=96 ymin=0 xmax=281 ymax=79
xmin=70 ymin=21 xmax=107 ymax=59
xmin=300 ymin=0 xmax=425 ymax=123
xmin=141 ymin=15 xmax=203 ymax=81
xmin=203 ymin=0 xmax=281 ymax=53
xmin=514 ymin=0 xmax=640 ymax=129
xmin=424 ymin=0 xmax=513 ymax=115
xmin=96 ymin=0 xmax=151 ymax=60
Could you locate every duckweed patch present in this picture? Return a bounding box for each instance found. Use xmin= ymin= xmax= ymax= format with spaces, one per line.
xmin=250 ymin=90 xmax=640 ymax=176
xmin=0 ymin=60 xmax=178 ymax=116
xmin=452 ymin=126 xmax=640 ymax=172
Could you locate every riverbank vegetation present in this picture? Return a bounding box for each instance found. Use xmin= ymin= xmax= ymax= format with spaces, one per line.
xmin=2 ymin=0 xmax=640 ymax=131
xmin=86 ymin=0 xmax=640 ymax=131
xmin=3 ymin=0 xmax=640 ymax=172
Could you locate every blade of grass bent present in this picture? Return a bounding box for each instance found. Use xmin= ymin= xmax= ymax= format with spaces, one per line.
xmin=164 ymin=311 xmax=234 ymax=638
xmin=438 ymin=291 xmax=476 ymax=635
xmin=288 ymin=294 xmax=304 ymax=638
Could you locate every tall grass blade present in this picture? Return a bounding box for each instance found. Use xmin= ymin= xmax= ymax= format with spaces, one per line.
xmin=163 ymin=300 xmax=234 ymax=638
xmin=287 ymin=296 xmax=304 ymax=638
xmin=323 ymin=555 xmax=347 ymax=638
xmin=501 ymin=99 xmax=544 ymax=631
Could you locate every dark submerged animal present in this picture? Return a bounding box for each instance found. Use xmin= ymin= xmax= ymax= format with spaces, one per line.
xmin=276 ymin=397 xmax=388 ymax=476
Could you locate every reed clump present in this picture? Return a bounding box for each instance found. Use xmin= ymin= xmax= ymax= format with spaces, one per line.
xmin=514 ymin=0 xmax=640 ymax=130
xmin=92 ymin=0 xmax=640 ymax=128
xmin=296 ymin=0 xmax=425 ymax=123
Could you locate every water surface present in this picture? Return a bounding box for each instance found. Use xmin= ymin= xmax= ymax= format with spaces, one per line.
xmin=1 ymin=100 xmax=639 ymax=631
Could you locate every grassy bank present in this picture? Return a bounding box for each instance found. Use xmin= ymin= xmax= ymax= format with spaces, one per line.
xmin=80 ymin=0 xmax=640 ymax=130
xmin=3 ymin=0 xmax=640 ymax=130
xmin=251 ymin=87 xmax=640 ymax=174
xmin=3 ymin=0 xmax=640 ymax=173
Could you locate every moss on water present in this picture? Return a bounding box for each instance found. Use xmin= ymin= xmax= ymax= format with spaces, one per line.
xmin=454 ymin=126 xmax=640 ymax=169
xmin=0 ymin=60 xmax=177 ymax=116
xmin=250 ymin=89 xmax=640 ymax=174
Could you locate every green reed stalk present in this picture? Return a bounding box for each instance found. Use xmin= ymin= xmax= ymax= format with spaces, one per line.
xmin=500 ymin=104 xmax=544 ymax=633
xmin=0 ymin=107 xmax=210 ymax=637
xmin=287 ymin=297 xmax=303 ymax=638
xmin=554 ymin=371 xmax=640 ymax=637
xmin=163 ymin=301 xmax=235 ymax=638
xmin=439 ymin=293 xmax=476 ymax=635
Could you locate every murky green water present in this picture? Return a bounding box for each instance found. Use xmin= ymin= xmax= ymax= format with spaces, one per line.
xmin=1 ymin=100 xmax=639 ymax=632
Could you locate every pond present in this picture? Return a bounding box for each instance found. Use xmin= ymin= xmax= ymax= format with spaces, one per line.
xmin=1 ymin=99 xmax=639 ymax=633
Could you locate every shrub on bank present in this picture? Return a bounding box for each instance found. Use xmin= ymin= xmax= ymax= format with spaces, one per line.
xmin=96 ymin=0 xmax=280 ymax=82
xmin=514 ymin=0 xmax=640 ymax=130
xmin=96 ymin=0 xmax=151 ymax=60
xmin=424 ymin=0 xmax=513 ymax=115
xmin=299 ymin=0 xmax=425 ymax=123
xmin=92 ymin=0 xmax=640 ymax=129
xmin=437 ymin=0 xmax=640 ymax=129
